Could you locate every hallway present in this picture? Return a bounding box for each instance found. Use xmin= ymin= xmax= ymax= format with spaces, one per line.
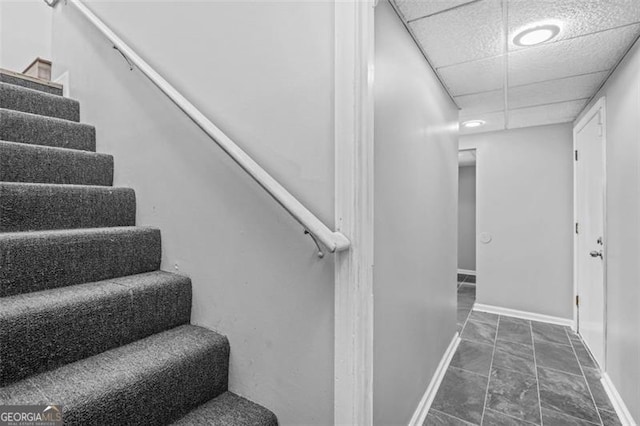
xmin=428 ymin=305 xmax=622 ymax=425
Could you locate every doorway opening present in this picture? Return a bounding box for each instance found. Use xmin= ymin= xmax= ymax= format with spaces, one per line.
xmin=457 ymin=149 xmax=476 ymax=331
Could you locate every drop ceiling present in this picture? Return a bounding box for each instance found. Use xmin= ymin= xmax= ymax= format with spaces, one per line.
xmin=390 ymin=0 xmax=640 ymax=134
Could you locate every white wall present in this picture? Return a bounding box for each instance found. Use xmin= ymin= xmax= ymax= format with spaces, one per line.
xmin=458 ymin=165 xmax=476 ymax=271
xmin=576 ymin=38 xmax=640 ymax=423
xmin=0 ymin=0 xmax=52 ymax=71
xmin=373 ymin=1 xmax=459 ymax=424
xmin=51 ymin=2 xmax=335 ymax=424
xmin=460 ymin=124 xmax=574 ymax=319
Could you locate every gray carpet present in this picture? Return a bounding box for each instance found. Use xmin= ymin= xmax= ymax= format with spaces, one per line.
xmin=0 ymin=182 xmax=135 ymax=231
xmin=0 ymin=271 xmax=192 ymax=385
xmin=0 ymin=108 xmax=95 ymax=151
xmin=0 ymin=325 xmax=230 ymax=425
xmin=0 ymin=227 xmax=161 ymax=297
xmin=0 ymin=69 xmax=277 ymax=425
xmin=0 ymin=72 xmax=63 ymax=95
xmin=0 ymin=82 xmax=79 ymax=122
xmin=0 ymin=140 xmax=113 ymax=185
xmin=172 ymin=392 xmax=279 ymax=426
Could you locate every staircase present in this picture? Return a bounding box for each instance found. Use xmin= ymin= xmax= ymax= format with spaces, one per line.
xmin=0 ymin=72 xmax=278 ymax=425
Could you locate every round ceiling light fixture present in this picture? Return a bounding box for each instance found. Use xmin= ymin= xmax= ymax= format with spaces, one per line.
xmin=462 ymin=120 xmax=486 ymax=128
xmin=514 ymin=24 xmax=561 ymax=46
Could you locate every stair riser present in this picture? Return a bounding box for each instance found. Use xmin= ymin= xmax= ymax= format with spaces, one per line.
xmin=0 ymin=74 xmax=63 ymax=96
xmin=0 ymin=109 xmax=95 ymax=151
xmin=0 ymin=183 xmax=135 ymax=232
xmin=0 ymin=273 xmax=192 ymax=386
xmin=0 ymin=141 xmax=113 ymax=186
xmin=0 ymin=228 xmax=161 ymax=297
xmin=0 ymin=83 xmax=79 ymax=122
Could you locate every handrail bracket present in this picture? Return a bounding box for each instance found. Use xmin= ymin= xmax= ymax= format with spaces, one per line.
xmin=304 ymin=230 xmax=325 ymax=258
xmin=113 ymin=46 xmax=134 ymax=71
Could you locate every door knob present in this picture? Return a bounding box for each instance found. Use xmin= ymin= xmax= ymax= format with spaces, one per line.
xmin=590 ymin=250 xmax=603 ymax=259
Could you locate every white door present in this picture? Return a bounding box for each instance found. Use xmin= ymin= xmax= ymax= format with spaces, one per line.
xmin=575 ymin=103 xmax=606 ymax=368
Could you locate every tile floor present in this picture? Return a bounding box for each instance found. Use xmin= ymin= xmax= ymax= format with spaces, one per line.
xmin=457 ymin=275 xmax=476 ymax=332
xmin=428 ymin=280 xmax=622 ymax=425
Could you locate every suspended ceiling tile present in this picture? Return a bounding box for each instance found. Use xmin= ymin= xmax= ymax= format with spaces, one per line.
xmin=508 ymin=71 xmax=608 ymax=109
xmin=508 ymin=0 xmax=640 ymax=51
xmin=394 ymin=0 xmax=478 ymax=22
xmin=410 ymin=0 xmax=503 ymax=68
xmin=459 ymin=111 xmax=505 ymax=134
xmin=455 ymin=89 xmax=504 ymax=115
xmin=438 ymin=55 xmax=504 ymax=96
xmin=508 ymin=99 xmax=588 ymax=129
xmin=508 ymin=24 xmax=640 ymax=87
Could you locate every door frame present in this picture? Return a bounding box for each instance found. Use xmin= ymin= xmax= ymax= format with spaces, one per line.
xmin=572 ymin=96 xmax=607 ymax=368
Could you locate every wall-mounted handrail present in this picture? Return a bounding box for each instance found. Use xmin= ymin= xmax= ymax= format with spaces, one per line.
xmin=52 ymin=0 xmax=350 ymax=256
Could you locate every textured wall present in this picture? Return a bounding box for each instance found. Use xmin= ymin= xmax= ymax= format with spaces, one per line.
xmin=458 ymin=165 xmax=476 ymax=271
xmin=460 ymin=123 xmax=574 ymax=319
xmin=373 ymin=1 xmax=459 ymax=424
xmin=0 ymin=0 xmax=52 ymax=71
xmin=50 ymin=2 xmax=335 ymax=424
xmin=576 ymin=37 xmax=640 ymax=424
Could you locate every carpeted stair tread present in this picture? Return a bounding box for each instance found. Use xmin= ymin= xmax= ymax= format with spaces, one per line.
xmin=0 ymin=108 xmax=95 ymax=151
xmin=0 ymin=140 xmax=113 ymax=186
xmin=0 ymin=182 xmax=135 ymax=232
xmin=0 ymin=82 xmax=79 ymax=122
xmin=0 ymin=271 xmax=192 ymax=386
xmin=0 ymin=226 xmax=161 ymax=297
xmin=0 ymin=325 xmax=230 ymax=425
xmin=0 ymin=72 xmax=63 ymax=96
xmin=172 ymin=392 xmax=278 ymax=426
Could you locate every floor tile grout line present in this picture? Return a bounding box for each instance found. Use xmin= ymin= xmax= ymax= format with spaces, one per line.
xmin=448 ymin=364 xmax=491 ymax=380
xmin=565 ymin=328 xmax=605 ymax=425
xmin=479 ymin=315 xmax=500 ymax=426
xmin=536 ymin=364 xmax=591 ymax=379
xmin=542 ymin=406 xmax=602 ymax=426
xmin=529 ymin=321 xmax=544 ymax=426
xmin=430 ymin=408 xmax=478 ymax=426
xmin=484 ymin=407 xmax=539 ymax=426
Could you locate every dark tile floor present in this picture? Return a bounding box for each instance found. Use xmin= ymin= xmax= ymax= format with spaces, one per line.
xmin=427 ymin=286 xmax=622 ymax=426
xmin=457 ymin=278 xmax=475 ymax=332
xmin=458 ymin=273 xmax=476 ymax=285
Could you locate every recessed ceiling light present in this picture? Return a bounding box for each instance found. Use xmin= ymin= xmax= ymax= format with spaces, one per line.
xmin=514 ymin=24 xmax=560 ymax=46
xmin=462 ymin=120 xmax=485 ymax=128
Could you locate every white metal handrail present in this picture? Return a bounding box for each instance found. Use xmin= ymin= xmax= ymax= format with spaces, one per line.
xmin=49 ymin=0 xmax=350 ymax=256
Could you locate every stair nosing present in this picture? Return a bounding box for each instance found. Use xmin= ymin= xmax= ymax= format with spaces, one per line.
xmin=0 ymin=81 xmax=78 ymax=103
xmin=0 ymin=181 xmax=129 ymax=191
xmin=0 ymin=139 xmax=111 ymax=158
xmin=0 ymin=107 xmax=92 ymax=127
xmin=0 ymin=226 xmax=157 ymax=239
xmin=1 ymin=325 xmax=228 ymax=400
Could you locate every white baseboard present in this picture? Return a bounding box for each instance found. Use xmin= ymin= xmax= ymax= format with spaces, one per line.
xmin=457 ymin=269 xmax=476 ymax=276
xmin=408 ymin=333 xmax=461 ymax=426
xmin=601 ymin=372 xmax=637 ymax=426
xmin=473 ymin=303 xmax=575 ymax=328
